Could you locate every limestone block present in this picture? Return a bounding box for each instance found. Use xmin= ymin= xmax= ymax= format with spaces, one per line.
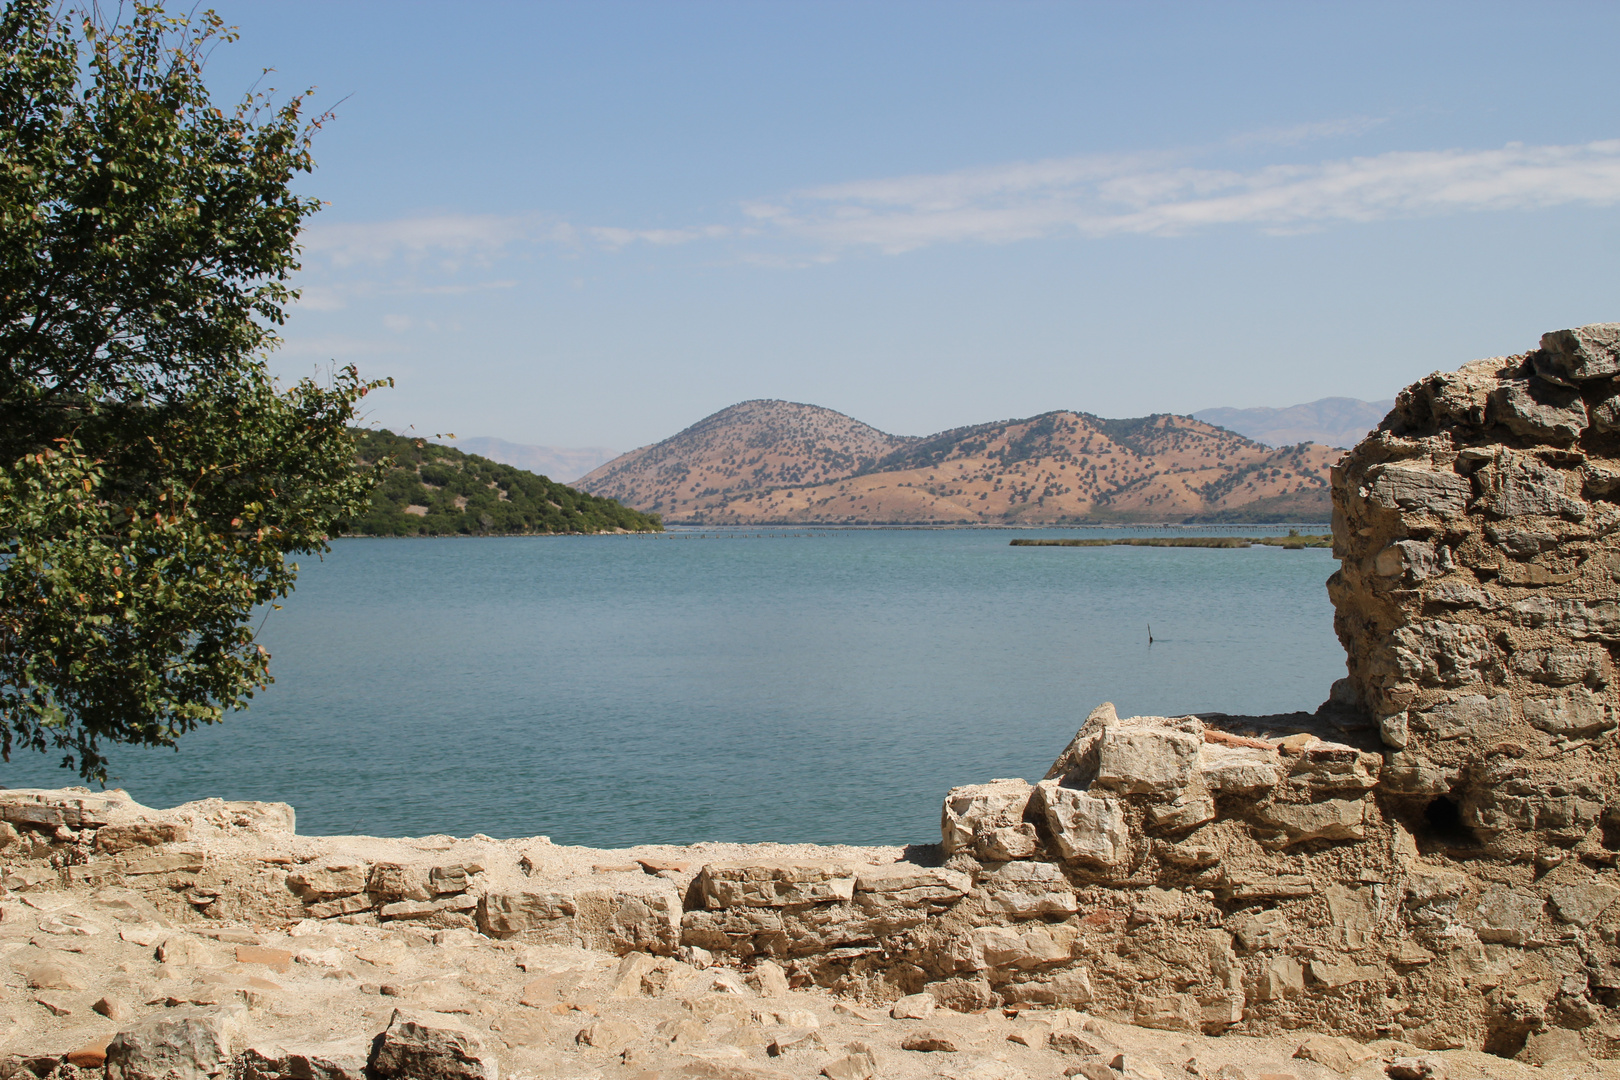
xmin=853 ymin=863 xmax=970 ymax=909
xmin=1488 ymin=379 xmax=1589 ymax=442
xmin=1197 ymin=744 xmax=1280 ymax=794
xmin=972 ymin=925 xmax=1071 ymax=971
xmin=1391 ymin=621 xmax=1495 ymax=687
xmin=239 ymin=1041 xmax=370 ymax=1080
xmin=1045 ymin=702 xmax=1117 ymax=780
xmin=1251 ymin=954 xmax=1304 ymax=1001
xmin=1143 ymin=786 xmax=1215 ymax=832
xmin=1409 ymin=694 xmax=1510 ymax=740
xmin=1549 ymin=881 xmax=1620 ymax=927
xmin=1325 ymin=884 xmax=1380 ymax=950
xmin=1366 ymin=464 xmax=1471 ymax=517
xmin=1518 ymin=1026 xmax=1588 ymax=1066
xmin=1305 ymin=958 xmax=1381 ymax=988
xmin=1535 ymin=322 xmax=1620 ymax=383
xmin=95 ymin=822 xmax=190 ymax=854
xmin=940 ymin=779 xmax=1033 ymax=856
xmin=1284 ymin=740 xmax=1381 ymax=791
xmin=1250 ymin=797 xmax=1367 ymax=845
xmin=477 ymin=890 xmax=577 ymax=940
xmin=1228 ymin=909 xmax=1289 ymax=952
xmin=1374 ymin=539 xmax=1442 ymax=582
xmin=1199 ymin=990 xmax=1244 ymax=1033
xmin=890 ymin=993 xmax=934 ymax=1019
xmin=1522 ymin=688 xmax=1615 ymax=737
xmin=1031 ymin=781 xmax=1129 ymax=869
xmin=926 ymin=976 xmax=996 ymax=1012
xmin=0 ymin=790 xmax=115 ymax=829
xmin=697 ymin=861 xmax=857 ymax=908
xmin=370 ymin=1008 xmax=495 ymax=1080
xmin=1510 ymin=596 xmax=1620 ymax=641
xmin=680 ymin=907 xmax=787 ymax=956
xmin=368 ymin=864 xmax=434 ymax=903
xmin=975 ymin=824 xmax=1040 ymax=861
xmin=974 ymin=860 xmax=1079 ymax=917
xmin=1467 ymin=885 xmax=1544 ymax=945
xmin=105 ymin=1005 xmax=243 ymax=1080
xmin=286 ymin=865 xmax=368 ymax=902
xmin=1380 ymin=752 xmax=1457 ymax=796
xmin=1294 ymin=1034 xmax=1376 ymax=1073
xmin=1131 ymin=993 xmax=1200 ymax=1033
xmin=1093 ymin=723 xmax=1201 ymax=795
xmin=579 ymin=883 xmax=683 ymax=956
xmin=1510 ymin=642 xmax=1611 ymax=687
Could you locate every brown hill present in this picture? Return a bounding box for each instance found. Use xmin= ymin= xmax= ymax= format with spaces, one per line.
xmin=577 ymin=403 xmax=1343 ymax=524
xmin=575 ymin=399 xmax=918 ymax=518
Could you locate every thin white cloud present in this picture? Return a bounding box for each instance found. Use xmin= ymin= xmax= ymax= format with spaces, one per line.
xmin=299 ymin=214 xmax=536 ymax=267
xmin=768 ymin=138 xmax=1620 ymax=252
xmin=288 ymin=134 xmax=1620 ymax=272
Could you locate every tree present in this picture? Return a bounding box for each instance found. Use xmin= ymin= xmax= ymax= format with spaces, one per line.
xmin=0 ymin=2 xmax=387 ymax=780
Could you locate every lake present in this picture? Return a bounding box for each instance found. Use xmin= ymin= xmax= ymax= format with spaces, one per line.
xmin=0 ymin=527 xmax=1348 ymax=847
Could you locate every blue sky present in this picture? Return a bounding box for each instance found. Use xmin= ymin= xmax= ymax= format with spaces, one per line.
xmin=206 ymin=1 xmax=1620 ymax=450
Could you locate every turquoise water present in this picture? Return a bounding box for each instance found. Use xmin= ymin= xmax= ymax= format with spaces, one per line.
xmin=0 ymin=527 xmax=1347 ymax=847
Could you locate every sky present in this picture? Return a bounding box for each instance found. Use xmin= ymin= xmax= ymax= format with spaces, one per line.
xmin=202 ymin=1 xmax=1620 ymax=452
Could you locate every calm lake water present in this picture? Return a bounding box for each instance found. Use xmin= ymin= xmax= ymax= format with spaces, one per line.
xmin=1 ymin=527 xmax=1348 ymax=847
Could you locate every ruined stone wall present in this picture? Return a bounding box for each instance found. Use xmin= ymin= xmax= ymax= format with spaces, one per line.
xmin=10 ymin=330 xmax=1620 ymax=1074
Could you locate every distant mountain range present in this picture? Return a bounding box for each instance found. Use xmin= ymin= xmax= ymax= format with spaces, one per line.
xmin=574 ymin=400 xmax=1345 ymax=525
xmin=433 ymin=437 xmax=619 ymax=484
xmin=1192 ymin=397 xmax=1394 ymax=450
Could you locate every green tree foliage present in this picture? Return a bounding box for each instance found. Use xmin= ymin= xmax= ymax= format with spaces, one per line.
xmin=0 ymin=2 xmax=387 ymax=780
xmin=344 ymin=430 xmax=662 ymax=537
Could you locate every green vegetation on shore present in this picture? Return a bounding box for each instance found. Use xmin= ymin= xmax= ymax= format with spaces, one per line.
xmin=341 ymin=430 xmax=662 ymax=537
xmin=1011 ymin=533 xmax=1331 ymax=549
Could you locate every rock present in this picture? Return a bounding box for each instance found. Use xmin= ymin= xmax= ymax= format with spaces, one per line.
xmin=577 ymin=1018 xmax=642 ymax=1052
xmin=1249 ymin=797 xmax=1367 ymax=845
xmin=1293 ymin=1034 xmax=1373 ymax=1073
xmin=1550 ymin=881 xmax=1620 ymax=926
xmin=1198 ymin=745 xmax=1281 ymax=793
xmin=890 ymin=993 xmax=935 ymax=1019
xmin=235 ymin=945 xmax=293 ymax=972
xmin=1251 ymin=955 xmax=1305 ymax=1003
xmin=975 ymin=859 xmax=1079 ymax=917
xmin=155 ymin=935 xmax=215 ymax=966
xmin=1109 ymin=1056 xmax=1165 ymax=1080
xmin=927 ymin=977 xmax=996 ymax=1012
xmin=747 ymin=959 xmax=789 ymax=997
xmin=95 ymin=822 xmax=190 ymax=853
xmin=23 ymin=962 xmax=87 ymax=990
xmin=1387 ymin=1057 xmax=1445 ymax=1080
xmin=1131 ymin=994 xmax=1200 ymax=1033
xmin=853 ymin=863 xmax=971 ymax=908
xmin=67 ymin=1039 xmax=111 ymax=1069
xmin=1488 ymin=379 xmax=1589 ymax=441
xmin=1093 ymin=721 xmax=1202 ymax=795
xmin=370 ymin=1009 xmax=495 ymax=1079
xmin=239 ymin=1041 xmax=370 ymax=1080
xmin=820 ymin=1048 xmax=876 ymax=1080
xmin=1047 ymin=1032 xmax=1103 ymax=1055
xmin=286 ymin=865 xmax=368 ymax=901
xmin=941 ymin=779 xmax=1036 ymax=858
xmin=696 ymin=861 xmax=856 ymax=908
xmin=974 ymin=924 xmax=1071 ymax=970
xmin=95 ymin=995 xmax=133 ymax=1021
xmin=1517 ymin=1026 xmax=1587 ymax=1065
xmin=1061 ymin=1064 xmax=1119 ymax=1080
xmin=1031 ymin=781 xmax=1128 ymax=869
xmin=105 ymin=1005 xmax=243 ymax=1080
xmin=1365 ymin=464 xmax=1471 ymax=517
xmin=1535 ymin=323 xmax=1620 ymax=383
xmin=900 ymin=1030 xmax=958 ymax=1052
xmin=1468 ymin=885 xmax=1544 ymax=945
xmin=765 ymin=1027 xmax=823 ymax=1056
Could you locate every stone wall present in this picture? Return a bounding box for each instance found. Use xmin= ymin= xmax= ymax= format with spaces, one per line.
xmin=8 ymin=326 xmax=1620 ymax=1074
